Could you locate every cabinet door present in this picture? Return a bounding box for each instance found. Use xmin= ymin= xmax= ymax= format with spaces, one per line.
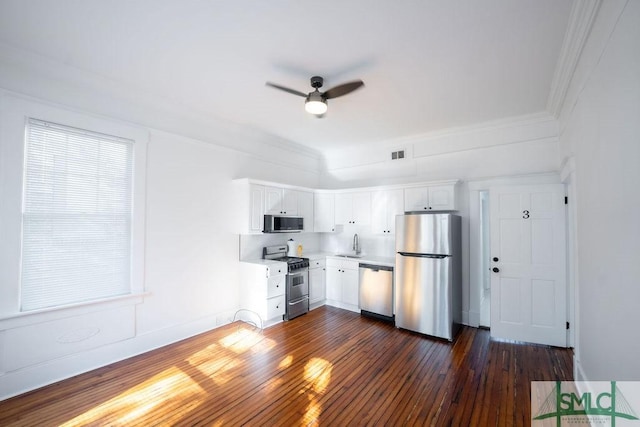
xmin=249 ymin=184 xmax=265 ymax=233
xmin=282 ymin=189 xmax=298 ymax=215
xmin=352 ymin=192 xmax=371 ymax=225
xmin=342 ymin=268 xmax=360 ymax=307
xmin=309 ymin=267 xmax=326 ymax=304
xmin=371 ymin=191 xmax=388 ymax=234
xmin=325 ymin=266 xmax=341 ymax=301
xmin=386 ymin=189 xmax=404 ymax=233
xmin=372 ymin=190 xmax=403 ymax=234
xmin=297 ymin=191 xmax=313 ymax=232
xmin=428 ymin=185 xmax=455 ymax=210
xmin=334 ymin=193 xmax=353 ymax=225
xmin=404 ymin=187 xmax=430 ymax=211
xmin=264 ymin=186 xmax=283 ymax=215
xmin=314 ymin=193 xmax=335 ymax=232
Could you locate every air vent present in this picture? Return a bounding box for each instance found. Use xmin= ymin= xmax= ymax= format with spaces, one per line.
xmin=391 ymin=150 xmax=405 ymax=160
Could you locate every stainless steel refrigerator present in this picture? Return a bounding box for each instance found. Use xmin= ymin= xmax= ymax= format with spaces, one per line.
xmin=394 ymin=213 xmax=462 ymax=341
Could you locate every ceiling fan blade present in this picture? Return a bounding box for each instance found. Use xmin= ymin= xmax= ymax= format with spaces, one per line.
xmin=324 ymin=80 xmax=364 ymax=99
xmin=265 ymin=82 xmax=307 ymax=97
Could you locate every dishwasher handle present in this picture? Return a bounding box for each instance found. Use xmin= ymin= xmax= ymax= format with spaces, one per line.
xmin=359 ymin=263 xmax=393 ymax=272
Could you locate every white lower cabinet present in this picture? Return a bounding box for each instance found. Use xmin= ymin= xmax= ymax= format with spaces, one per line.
xmin=325 ymin=257 xmax=360 ymax=313
xmin=240 ymin=261 xmax=287 ymax=327
xmin=308 ymin=257 xmax=326 ymax=309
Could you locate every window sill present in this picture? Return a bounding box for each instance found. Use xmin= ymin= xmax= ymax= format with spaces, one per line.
xmin=0 ymin=292 xmax=151 ymax=330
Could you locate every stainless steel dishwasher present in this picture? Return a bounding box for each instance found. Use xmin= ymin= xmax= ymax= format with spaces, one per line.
xmin=359 ymin=263 xmax=394 ymax=322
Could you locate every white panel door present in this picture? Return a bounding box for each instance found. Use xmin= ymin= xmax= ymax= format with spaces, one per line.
xmin=489 ymin=184 xmax=567 ymax=347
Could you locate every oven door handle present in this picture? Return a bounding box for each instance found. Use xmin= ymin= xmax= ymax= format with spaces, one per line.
xmin=288 ymin=295 xmax=309 ymax=305
xmin=288 ymin=269 xmax=308 ymax=276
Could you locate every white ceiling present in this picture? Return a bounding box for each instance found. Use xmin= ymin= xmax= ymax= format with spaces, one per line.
xmin=0 ymin=0 xmax=573 ymax=153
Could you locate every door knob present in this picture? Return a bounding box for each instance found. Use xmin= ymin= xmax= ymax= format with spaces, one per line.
xmin=492 ymin=267 xmax=500 ymax=273
xmin=492 ymin=257 xmax=499 ymax=262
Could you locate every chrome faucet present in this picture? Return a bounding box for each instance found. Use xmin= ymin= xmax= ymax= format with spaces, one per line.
xmin=353 ymin=233 xmax=361 ymax=254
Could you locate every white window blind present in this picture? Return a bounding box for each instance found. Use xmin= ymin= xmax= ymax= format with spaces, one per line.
xmin=21 ymin=118 xmax=134 ymax=311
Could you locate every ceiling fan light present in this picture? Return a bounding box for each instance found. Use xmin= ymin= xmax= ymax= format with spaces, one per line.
xmin=305 ymin=99 xmax=327 ymax=115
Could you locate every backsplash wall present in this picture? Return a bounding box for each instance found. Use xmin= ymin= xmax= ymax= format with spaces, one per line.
xmin=239 ymin=233 xmax=322 ymax=260
xmin=319 ymin=224 xmax=395 ymax=258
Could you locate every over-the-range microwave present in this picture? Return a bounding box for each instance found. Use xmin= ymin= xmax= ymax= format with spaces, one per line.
xmin=263 ymin=215 xmax=304 ymax=233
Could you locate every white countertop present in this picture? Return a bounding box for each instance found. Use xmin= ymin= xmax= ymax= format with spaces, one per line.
xmin=240 ymin=258 xmax=287 ymax=267
xmin=304 ymin=252 xmax=395 ymax=268
xmin=242 ymin=253 xmax=395 ymax=268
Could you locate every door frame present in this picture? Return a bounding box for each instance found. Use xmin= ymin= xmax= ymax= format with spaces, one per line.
xmin=467 ymin=173 xmax=574 ymax=347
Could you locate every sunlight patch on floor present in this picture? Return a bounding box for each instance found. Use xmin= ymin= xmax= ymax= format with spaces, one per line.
xmin=279 ymin=354 xmax=294 ymax=369
xmin=303 ymin=357 xmax=333 ymax=394
xmin=303 ymin=396 xmax=322 ymax=426
xmin=218 ymin=325 xmax=275 ymax=354
xmin=300 ymin=358 xmax=333 ymax=426
xmin=187 ymin=344 xmax=242 ymax=385
xmin=60 ymin=366 xmax=205 ymax=426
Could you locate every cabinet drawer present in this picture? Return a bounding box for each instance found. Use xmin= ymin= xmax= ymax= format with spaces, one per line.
xmin=310 ymin=259 xmax=326 ymax=269
xmin=266 ymin=295 xmax=286 ymax=319
xmin=267 ymin=275 xmax=286 ymax=298
xmin=267 ymin=263 xmax=287 ymax=277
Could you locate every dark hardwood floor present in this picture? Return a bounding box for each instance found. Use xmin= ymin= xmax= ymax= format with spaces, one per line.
xmin=0 ymin=306 xmax=573 ymax=426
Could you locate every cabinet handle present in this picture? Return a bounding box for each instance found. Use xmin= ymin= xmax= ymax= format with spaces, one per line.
xmin=492 ymin=257 xmax=499 ymax=262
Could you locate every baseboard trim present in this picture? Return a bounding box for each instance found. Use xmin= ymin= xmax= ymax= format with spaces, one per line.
xmin=574 ymin=355 xmax=588 ymax=382
xmin=467 ymin=310 xmax=481 ymax=328
xmin=0 ymin=311 xmax=228 ymax=401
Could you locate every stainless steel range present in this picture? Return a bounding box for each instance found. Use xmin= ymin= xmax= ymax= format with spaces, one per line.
xmin=263 ymin=245 xmax=309 ymax=320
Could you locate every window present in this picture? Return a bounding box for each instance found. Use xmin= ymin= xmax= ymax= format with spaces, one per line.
xmin=20 ymin=118 xmax=134 ymax=311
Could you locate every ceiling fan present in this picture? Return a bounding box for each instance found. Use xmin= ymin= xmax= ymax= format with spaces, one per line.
xmin=266 ymin=76 xmax=364 ymax=116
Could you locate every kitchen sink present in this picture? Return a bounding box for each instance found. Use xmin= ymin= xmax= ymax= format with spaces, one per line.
xmin=336 ymin=253 xmax=364 ymax=259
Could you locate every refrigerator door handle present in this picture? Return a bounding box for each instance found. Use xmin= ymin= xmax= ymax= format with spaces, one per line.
xmin=397 ymin=251 xmax=448 ymax=259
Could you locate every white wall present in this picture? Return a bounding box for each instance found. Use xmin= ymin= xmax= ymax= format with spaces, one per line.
xmin=320 ymin=113 xmax=560 ymax=188
xmin=558 ymin=0 xmax=640 ymax=381
xmin=0 ymin=88 xmax=322 ymax=399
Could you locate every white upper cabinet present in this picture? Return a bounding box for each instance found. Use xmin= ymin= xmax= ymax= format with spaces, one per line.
xmin=296 ymin=191 xmax=314 ymax=233
xmin=235 ymin=178 xmax=458 ymax=235
xmin=265 ymin=186 xmax=298 ymax=215
xmin=371 ymin=189 xmax=404 ymax=234
xmin=249 ymin=184 xmax=265 ymax=233
xmin=335 ymin=192 xmax=371 ymax=225
xmin=314 ymin=193 xmax=335 ymax=232
xmin=404 ymin=184 xmax=456 ymax=211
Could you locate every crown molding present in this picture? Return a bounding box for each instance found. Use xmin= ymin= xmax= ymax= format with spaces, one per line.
xmin=342 ymin=111 xmax=557 ymax=154
xmin=546 ymin=0 xmax=602 ymax=117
